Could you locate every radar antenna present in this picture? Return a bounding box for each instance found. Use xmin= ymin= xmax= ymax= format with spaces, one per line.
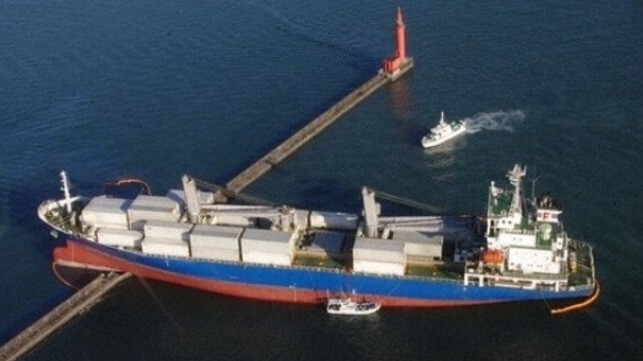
xmin=60 ymin=171 xmax=73 ymax=213
xmin=528 ymin=171 xmax=540 ymax=204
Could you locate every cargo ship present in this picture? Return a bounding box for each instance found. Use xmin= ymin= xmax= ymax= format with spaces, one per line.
xmin=38 ymin=165 xmax=597 ymax=307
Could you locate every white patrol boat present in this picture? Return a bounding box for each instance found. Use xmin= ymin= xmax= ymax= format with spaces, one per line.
xmin=421 ymin=111 xmax=467 ymax=148
xmin=326 ymin=298 xmax=381 ymax=315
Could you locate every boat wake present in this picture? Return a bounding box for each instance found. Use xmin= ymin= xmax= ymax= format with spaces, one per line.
xmin=462 ymin=110 xmax=526 ymax=134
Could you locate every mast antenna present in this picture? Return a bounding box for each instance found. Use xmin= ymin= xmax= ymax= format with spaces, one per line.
xmin=530 ymin=176 xmax=540 ymax=202
xmin=507 ymin=164 xmax=527 ymax=215
xmin=528 ymin=160 xmax=540 ymax=204
xmin=60 ymin=171 xmax=72 ymax=213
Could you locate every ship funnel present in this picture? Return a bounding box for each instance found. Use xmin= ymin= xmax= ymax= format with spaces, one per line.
xmin=507 ymin=164 xmax=527 ymax=216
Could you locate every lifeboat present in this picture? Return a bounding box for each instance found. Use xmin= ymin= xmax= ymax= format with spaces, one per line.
xmin=482 ymin=250 xmax=505 ymax=265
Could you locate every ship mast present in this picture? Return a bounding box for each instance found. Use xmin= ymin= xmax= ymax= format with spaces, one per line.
xmin=507 ymin=164 xmax=526 ymax=216
xmin=60 ymin=170 xmax=72 ymax=213
xmin=528 ymin=172 xmax=540 ymax=207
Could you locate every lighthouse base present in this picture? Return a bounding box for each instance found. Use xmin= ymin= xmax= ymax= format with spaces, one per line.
xmin=380 ymin=57 xmax=414 ymax=81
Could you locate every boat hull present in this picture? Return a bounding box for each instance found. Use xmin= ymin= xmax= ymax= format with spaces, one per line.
xmin=52 ymin=237 xmax=594 ymax=308
xmin=327 ymin=301 xmax=381 ymax=315
xmin=421 ymin=125 xmax=467 ymax=148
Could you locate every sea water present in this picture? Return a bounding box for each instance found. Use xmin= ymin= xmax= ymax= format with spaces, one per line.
xmin=0 ymin=0 xmax=641 ymax=360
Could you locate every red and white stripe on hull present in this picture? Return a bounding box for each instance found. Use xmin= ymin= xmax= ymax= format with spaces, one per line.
xmin=53 ymin=242 xmax=493 ymax=308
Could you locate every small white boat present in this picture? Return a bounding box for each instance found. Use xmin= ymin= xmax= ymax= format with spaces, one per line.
xmin=326 ymin=298 xmax=381 ymax=315
xmin=421 ymin=111 xmax=467 ymax=148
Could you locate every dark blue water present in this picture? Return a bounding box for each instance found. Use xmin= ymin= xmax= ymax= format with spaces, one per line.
xmin=1 ymin=0 xmax=641 ymax=360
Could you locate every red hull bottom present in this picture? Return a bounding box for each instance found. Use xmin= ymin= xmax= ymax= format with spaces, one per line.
xmin=53 ymin=242 xmax=493 ymax=308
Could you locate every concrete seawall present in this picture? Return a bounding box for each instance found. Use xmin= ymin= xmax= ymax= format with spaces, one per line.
xmin=226 ymin=61 xmax=413 ymax=194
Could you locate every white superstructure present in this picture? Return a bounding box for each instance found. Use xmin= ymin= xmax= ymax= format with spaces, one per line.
xmin=464 ymin=164 xmax=572 ymax=291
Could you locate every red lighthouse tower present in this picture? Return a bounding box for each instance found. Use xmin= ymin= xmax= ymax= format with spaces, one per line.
xmin=382 ymin=7 xmax=412 ymax=78
xmin=394 ymin=6 xmax=406 ymax=60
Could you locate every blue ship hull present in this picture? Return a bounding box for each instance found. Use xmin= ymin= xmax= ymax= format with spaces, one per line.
xmin=52 ymin=236 xmax=595 ymax=307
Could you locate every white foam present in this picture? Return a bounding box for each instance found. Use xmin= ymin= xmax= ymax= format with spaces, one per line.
xmin=462 ymin=110 xmax=526 ymax=134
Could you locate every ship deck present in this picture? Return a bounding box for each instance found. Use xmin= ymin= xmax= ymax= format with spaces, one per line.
xmin=291 ymin=252 xmax=466 ymax=282
xmin=406 ymin=263 xmax=464 ymax=280
xmin=291 ymin=253 xmax=347 ymax=270
xmin=568 ymin=239 xmax=595 ymax=287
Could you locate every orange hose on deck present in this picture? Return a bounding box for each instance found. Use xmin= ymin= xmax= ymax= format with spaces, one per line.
xmin=550 ymin=281 xmax=600 ymax=315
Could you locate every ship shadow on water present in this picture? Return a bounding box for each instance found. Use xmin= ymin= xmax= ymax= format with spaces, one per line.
xmin=22 ymin=274 xmax=603 ymax=361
